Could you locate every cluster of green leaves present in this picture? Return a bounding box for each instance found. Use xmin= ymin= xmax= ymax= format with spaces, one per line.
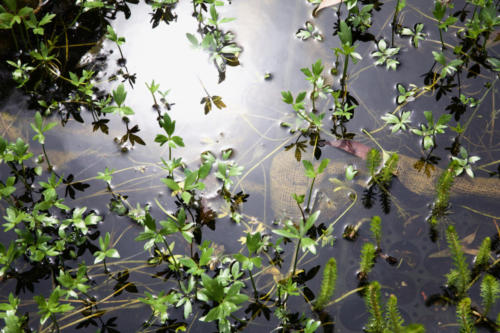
xmin=396 ymin=83 xmax=418 ymax=104
xmin=451 ymin=147 xmax=480 ymax=178
xmin=0 ymin=0 xmax=55 ymax=34
xmin=155 ymin=113 xmax=185 ymax=159
xmin=282 ymin=59 xmax=331 ymax=136
xmin=400 ymin=23 xmax=426 ymax=48
xmin=302 ymin=158 xmax=330 ymax=211
xmin=102 ymin=83 xmax=135 ymax=117
xmin=333 ymin=21 xmax=362 ymax=93
xmin=0 ymin=115 xmax=122 ymax=330
xmin=187 ymin=0 xmax=241 ymax=81
xmin=433 ymin=51 xmax=464 ymax=79
xmin=0 ymin=293 xmax=26 ymax=331
xmin=296 ymin=21 xmax=323 ymax=41
xmin=343 ymin=0 xmax=374 ymax=32
xmin=381 ymin=111 xmax=411 ymax=134
xmin=432 ymin=0 xmax=457 ymax=49
xmin=372 ymin=39 xmax=400 ymax=71
xmin=390 ymin=110 xmax=451 ymax=151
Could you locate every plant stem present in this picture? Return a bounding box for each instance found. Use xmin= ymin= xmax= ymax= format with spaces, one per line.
xmin=439 ymin=27 xmax=445 ymax=50
xmin=162 ymin=239 xmax=180 ymax=271
xmin=311 ymin=83 xmax=317 ymax=112
xmin=306 ymin=177 xmax=316 ymax=213
xmin=103 ymin=259 xmax=109 ymax=274
xmin=341 ymin=55 xmax=349 ymax=102
xmin=391 ymin=0 xmax=401 ymax=47
xmin=162 ymin=238 xmax=183 ymax=290
xmin=51 ymin=313 xmax=60 ymax=333
xmin=10 ymin=29 xmax=19 ymax=50
xmin=42 ymin=144 xmax=52 ymax=170
xmin=291 ymin=238 xmax=301 ymax=279
xmin=248 ymin=269 xmax=258 ymax=299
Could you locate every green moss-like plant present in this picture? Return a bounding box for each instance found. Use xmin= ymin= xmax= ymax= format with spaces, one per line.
xmin=480 ymin=274 xmax=500 ymax=317
xmin=474 ymin=236 xmax=491 ymax=270
xmin=364 ymin=281 xmax=384 ymax=333
xmin=370 ymin=215 xmax=382 ymax=250
xmin=367 ymin=148 xmax=382 ymax=177
xmin=430 ymin=160 xmax=459 ymax=226
xmin=385 ymin=294 xmax=404 ymax=332
xmin=385 ymin=294 xmax=425 ymax=333
xmin=456 ymin=297 xmax=475 ymax=333
xmin=313 ymin=258 xmax=337 ymax=311
xmin=359 ymin=242 xmax=376 ymax=280
xmin=445 ymin=225 xmax=471 ymax=297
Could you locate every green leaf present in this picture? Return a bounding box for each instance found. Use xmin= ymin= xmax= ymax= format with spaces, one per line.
xmin=432 ymin=51 xmax=446 ymax=65
xmin=172 ymin=136 xmax=185 ymax=147
xmin=246 ymin=232 xmax=261 ymax=255
xmin=301 ymin=67 xmax=312 ymax=78
xmin=301 ymin=237 xmax=316 ymax=254
xmin=304 ymin=210 xmax=320 ymax=233
xmin=39 ymin=13 xmax=55 ymax=26
xmin=106 ymin=248 xmax=120 ymax=258
xmin=220 ymin=45 xmax=241 ymax=54
xmin=112 ymin=84 xmax=127 ymax=106
xmin=273 ymin=229 xmax=299 ymax=239
xmin=487 ymin=57 xmax=500 ymax=72
xmin=302 ymin=160 xmax=315 ymax=178
xmin=34 ymin=111 xmax=42 ymax=129
xmin=338 ymin=21 xmax=352 ymax=45
xmin=295 ymin=91 xmax=307 ymax=103
xmin=281 ymin=91 xmax=293 ymax=104
xmin=317 ymin=158 xmax=330 ymax=174
xmin=312 ymin=59 xmax=323 ymax=76
xmin=345 ymin=165 xmax=358 ymax=180
xmin=186 ymin=33 xmax=198 ymax=47
xmin=162 ymin=178 xmax=180 ymax=191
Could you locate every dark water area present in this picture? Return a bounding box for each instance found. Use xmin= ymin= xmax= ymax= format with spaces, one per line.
xmin=0 ymin=0 xmax=500 ymax=332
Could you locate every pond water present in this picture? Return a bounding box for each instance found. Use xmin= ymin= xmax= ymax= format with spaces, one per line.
xmin=0 ymin=0 xmax=500 ymax=332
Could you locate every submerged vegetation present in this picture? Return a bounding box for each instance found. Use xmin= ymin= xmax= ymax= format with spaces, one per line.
xmin=0 ymin=0 xmax=500 ymax=332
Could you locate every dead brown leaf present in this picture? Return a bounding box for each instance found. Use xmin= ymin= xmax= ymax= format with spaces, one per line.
xmin=313 ymin=0 xmax=342 ymax=17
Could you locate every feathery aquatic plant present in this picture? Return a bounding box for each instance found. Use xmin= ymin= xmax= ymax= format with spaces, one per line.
xmin=430 ymin=160 xmax=459 ymax=225
xmin=313 ymin=258 xmax=337 ymax=311
xmin=364 ymin=281 xmax=384 ymax=333
xmin=359 ymin=242 xmax=376 ymax=280
xmin=370 ymin=216 xmax=382 ymax=250
xmin=474 ymin=236 xmax=491 ymax=270
xmin=456 ymin=297 xmax=475 ymax=333
xmin=480 ymin=274 xmax=500 ymax=317
xmin=385 ymin=294 xmax=404 ymax=332
xmin=445 ymin=225 xmax=471 ymax=297
xmin=367 ymin=148 xmax=382 ymax=177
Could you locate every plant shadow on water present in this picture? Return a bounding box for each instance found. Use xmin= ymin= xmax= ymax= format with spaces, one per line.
xmin=0 ymin=0 xmax=500 ymax=332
